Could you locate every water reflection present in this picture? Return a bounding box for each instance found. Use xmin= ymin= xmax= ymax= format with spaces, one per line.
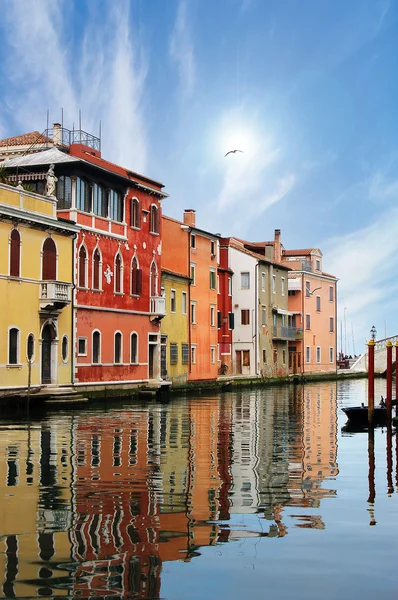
xmin=0 ymin=383 xmax=339 ymax=598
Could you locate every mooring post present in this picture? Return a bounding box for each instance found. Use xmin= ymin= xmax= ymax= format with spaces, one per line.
xmin=386 ymin=341 xmax=393 ymax=421
xmin=368 ymin=339 xmax=375 ymax=426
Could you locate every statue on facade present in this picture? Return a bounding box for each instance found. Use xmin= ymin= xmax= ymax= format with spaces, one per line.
xmin=104 ymin=265 xmax=113 ymax=284
xmin=45 ymin=163 xmax=57 ymax=197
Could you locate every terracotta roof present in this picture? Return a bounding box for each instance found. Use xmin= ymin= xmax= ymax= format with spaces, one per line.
xmin=0 ymin=131 xmax=52 ymax=148
xmin=283 ymin=248 xmax=318 ymax=257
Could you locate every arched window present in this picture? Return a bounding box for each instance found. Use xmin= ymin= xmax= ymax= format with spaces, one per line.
xmin=78 ymin=245 xmax=87 ymax=288
xmin=27 ymin=334 xmax=35 ymax=361
xmin=114 ymin=332 xmax=122 ymax=364
xmin=93 ymin=248 xmax=101 ymax=290
xmin=10 ymin=229 xmax=21 ymax=277
xmin=150 ymin=205 xmax=159 ymax=234
xmin=42 ymin=237 xmax=57 ymax=280
xmin=115 ymin=253 xmax=123 ymax=293
xmin=92 ymin=331 xmax=101 ymax=364
xmin=131 ymin=333 xmax=138 ymax=363
xmin=131 ymin=198 xmax=141 ymax=228
xmin=150 ymin=262 xmax=157 ymax=297
xmin=131 ymin=257 xmax=142 ymax=296
xmin=8 ymin=328 xmax=19 ymax=365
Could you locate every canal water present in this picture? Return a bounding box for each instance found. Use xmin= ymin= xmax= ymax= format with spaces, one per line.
xmin=0 ymin=378 xmax=397 ymax=599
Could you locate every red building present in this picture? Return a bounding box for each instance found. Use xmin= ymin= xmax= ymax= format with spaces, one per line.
xmin=3 ymin=125 xmax=168 ymax=390
xmin=217 ymin=242 xmax=234 ymax=374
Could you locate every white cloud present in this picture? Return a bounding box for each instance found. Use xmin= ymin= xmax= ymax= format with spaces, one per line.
xmin=169 ymin=0 xmax=196 ymax=98
xmin=2 ymin=0 xmax=148 ymax=172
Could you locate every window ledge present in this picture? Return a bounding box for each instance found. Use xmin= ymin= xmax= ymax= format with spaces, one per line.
xmin=92 ymin=289 xmax=103 ymax=293
xmin=114 ymin=292 xmax=124 ymax=296
xmin=8 ymin=276 xmax=21 ymax=282
xmin=7 ymin=364 xmax=22 ymax=369
xmin=150 ymin=231 xmax=160 ymax=236
xmin=130 ymin=226 xmax=141 ymax=231
xmin=78 ymin=287 xmax=90 ymax=292
xmin=130 ymin=294 xmax=140 ymax=298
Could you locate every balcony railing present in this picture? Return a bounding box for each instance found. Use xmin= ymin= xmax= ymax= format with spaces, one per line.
xmin=40 ymin=281 xmax=72 ymax=310
xmin=272 ymin=326 xmax=297 ymax=340
xmin=301 ymin=260 xmax=312 ymax=272
xmin=150 ymin=296 xmax=166 ymax=318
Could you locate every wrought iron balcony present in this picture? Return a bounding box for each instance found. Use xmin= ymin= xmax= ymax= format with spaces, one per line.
xmin=150 ymin=296 xmax=166 ymax=319
xmin=40 ymin=281 xmax=72 ymax=310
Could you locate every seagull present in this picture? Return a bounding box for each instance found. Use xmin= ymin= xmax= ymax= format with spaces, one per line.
xmin=224 ymin=149 xmax=244 ymax=157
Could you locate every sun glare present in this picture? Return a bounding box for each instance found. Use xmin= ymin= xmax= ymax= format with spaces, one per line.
xmin=219 ymin=123 xmax=258 ymax=158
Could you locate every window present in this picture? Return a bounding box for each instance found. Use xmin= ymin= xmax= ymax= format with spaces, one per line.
xmin=182 ymin=343 xmax=189 ymax=364
xmin=283 ymin=350 xmax=286 ymax=364
xmin=210 ymin=268 xmax=216 ymax=289
xmin=182 ymin=291 xmax=187 ymax=314
xmin=191 ymin=302 xmax=197 ymax=324
xmin=329 ymin=286 xmax=334 ymax=302
xmin=306 ymin=314 xmax=311 ymax=330
xmin=330 ymin=317 xmax=334 ymax=332
xmin=217 ymin=310 xmax=222 ymax=329
xmin=150 ymin=262 xmax=158 ymax=296
xmin=170 ymin=289 xmax=176 ymax=313
xmin=262 ymin=308 xmax=266 ymax=326
xmin=306 ymin=346 xmax=310 ymax=363
xmin=93 ymin=183 xmax=107 ymax=217
xmin=210 ymin=240 xmax=216 ymax=256
xmin=78 ymin=245 xmax=87 ymax=288
xmin=8 ymin=328 xmax=19 ymax=365
xmin=191 ymin=234 xmax=196 ymax=249
xmin=217 ymin=275 xmax=220 ymax=293
xmin=288 ymin=290 xmax=296 ymax=296
xmin=131 ymin=198 xmax=141 ymax=228
xmin=170 ymin=343 xmax=178 ymax=365
xmin=93 ymin=248 xmax=101 ymax=290
xmin=241 ymin=309 xmax=250 ymax=325
xmin=316 ymin=295 xmax=321 ymax=312
xmin=114 ymin=332 xmax=122 ymax=363
xmin=228 ymin=312 xmax=235 ymax=330
xmin=316 ymin=346 xmax=321 ymax=363
xmin=150 ymin=204 xmax=159 ymax=233
xmin=190 ymin=263 xmax=196 ymax=284
xmin=228 ymin=277 xmax=232 ymax=295
xmin=272 ymin=275 xmax=276 ymax=294
xmin=329 ymin=347 xmax=334 ymax=363
xmin=61 ymin=335 xmax=68 ymax=362
xmin=27 ymin=334 xmax=34 ymax=361
xmin=210 ymin=305 xmax=216 ymax=326
xmin=262 ymin=349 xmax=266 ymax=363
xmin=78 ymin=337 xmax=87 ymax=356
xmin=316 ymin=259 xmax=321 ymax=271
xmin=109 ymin=189 xmax=123 ymax=222
xmin=42 ymin=237 xmax=56 ymax=280
xmin=241 ymin=272 xmax=250 ymax=289
xmin=76 ymin=177 xmax=91 ymax=212
xmin=115 ymin=253 xmax=123 ymax=293
xmin=211 ymin=346 xmax=216 ymax=364
xmin=243 ymin=350 xmax=250 ymax=367
xmin=10 ymin=229 xmax=20 ymax=277
xmin=131 ymin=333 xmax=138 ymax=363
xmin=191 ymin=345 xmax=197 ymax=364
xmin=306 ymin=280 xmax=311 ymax=297
xmin=261 ymin=272 xmax=265 ymax=292
xmin=273 ymin=349 xmax=278 ymax=363
xmin=131 ymin=257 xmax=142 ymax=296
xmin=92 ymin=331 xmax=101 ymax=364
xmin=56 ymin=175 xmax=72 ymax=210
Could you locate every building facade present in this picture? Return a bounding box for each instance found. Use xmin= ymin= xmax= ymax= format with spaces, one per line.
xmin=0 ymin=182 xmax=78 ymax=394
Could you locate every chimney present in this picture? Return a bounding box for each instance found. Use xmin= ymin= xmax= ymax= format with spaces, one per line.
xmin=274 ymin=229 xmax=281 ymax=263
xmin=184 ymin=209 xmax=196 ymax=227
xmin=53 ymin=122 xmax=62 ymax=146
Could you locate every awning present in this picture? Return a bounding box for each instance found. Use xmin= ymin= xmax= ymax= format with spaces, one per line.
xmin=288 ymin=277 xmax=302 ymax=291
xmin=272 ymin=307 xmax=295 ymax=316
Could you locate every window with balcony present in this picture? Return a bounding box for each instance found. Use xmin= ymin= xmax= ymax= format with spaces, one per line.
xmin=150 ymin=204 xmax=159 ymax=233
xmin=241 ymin=272 xmax=250 ymax=289
xmin=131 ymin=198 xmax=141 ymax=228
xmin=316 ymin=295 xmax=321 ymax=312
xmin=78 ymin=245 xmax=88 ymax=288
xmin=93 ymin=248 xmax=101 ymax=290
xmin=131 ymin=332 xmax=138 ymax=363
xmin=241 ymin=309 xmax=250 ymax=325
xmin=115 ymin=253 xmax=123 ymax=293
xmin=93 ymin=183 xmax=107 ymax=218
xmin=8 ymin=328 xmax=19 ymax=365
xmin=109 ymin=190 xmax=123 ymax=222
xmin=9 ymin=229 xmax=20 ymax=277
xmin=76 ymin=177 xmax=91 ymax=213
xmin=42 ymin=237 xmax=57 ymax=280
xmin=92 ymin=331 xmax=101 ymax=364
xmin=114 ymin=332 xmax=122 ymax=364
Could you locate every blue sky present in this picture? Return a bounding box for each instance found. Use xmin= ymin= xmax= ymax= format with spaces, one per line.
xmin=1 ymin=0 xmax=397 ymax=351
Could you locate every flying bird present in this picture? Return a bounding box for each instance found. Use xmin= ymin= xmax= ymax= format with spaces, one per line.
xmin=224 ymin=149 xmax=244 ymax=157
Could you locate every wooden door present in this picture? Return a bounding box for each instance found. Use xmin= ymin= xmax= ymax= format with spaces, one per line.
xmin=41 ymin=325 xmax=52 ymax=384
xmin=235 ymin=350 xmax=242 ymax=375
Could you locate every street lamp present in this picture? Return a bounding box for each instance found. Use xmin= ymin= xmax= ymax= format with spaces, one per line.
xmin=370 ymin=325 xmax=377 ymax=341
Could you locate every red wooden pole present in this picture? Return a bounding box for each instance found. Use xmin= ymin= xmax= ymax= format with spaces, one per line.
xmin=386 ymin=341 xmax=393 ymax=420
xmin=368 ymin=339 xmax=375 ymax=426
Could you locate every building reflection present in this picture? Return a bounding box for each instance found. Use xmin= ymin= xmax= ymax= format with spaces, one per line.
xmin=0 ymin=384 xmax=338 ymax=597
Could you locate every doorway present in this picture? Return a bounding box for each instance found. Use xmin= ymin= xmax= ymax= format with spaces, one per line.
xmin=41 ymin=324 xmax=53 ymax=384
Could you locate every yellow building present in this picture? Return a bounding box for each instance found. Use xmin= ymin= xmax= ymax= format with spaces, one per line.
xmin=160 ymin=269 xmax=190 ymax=384
xmin=0 ymin=182 xmax=79 ymax=395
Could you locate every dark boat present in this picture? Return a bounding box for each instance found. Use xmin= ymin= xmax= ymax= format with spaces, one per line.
xmin=342 ymin=400 xmax=398 ymax=428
